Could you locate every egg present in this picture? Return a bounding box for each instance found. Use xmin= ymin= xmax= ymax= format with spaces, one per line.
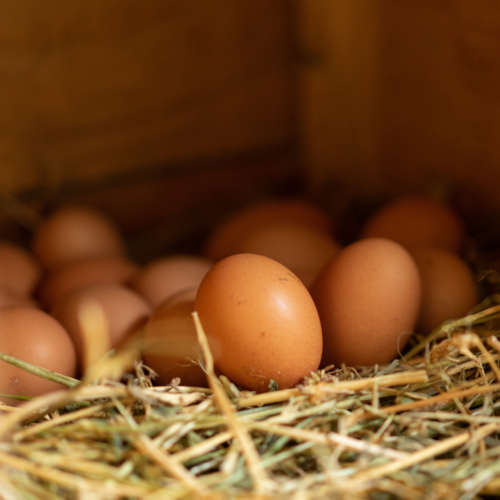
xmin=195 ymin=253 xmax=323 ymax=392
xmin=143 ymin=289 xmax=207 ymax=387
xmin=161 ymin=286 xmax=198 ymax=308
xmin=236 ymin=221 xmax=341 ymax=288
xmin=0 ymin=308 xmax=76 ymax=406
xmin=360 ymin=196 xmax=464 ymax=253
xmin=132 ymin=255 xmax=213 ymax=307
xmin=410 ymin=246 xmax=479 ymax=333
xmin=203 ymin=198 xmax=333 ymax=262
xmin=0 ymin=287 xmax=40 ymax=310
xmin=32 ymin=205 xmax=125 ymax=270
xmin=39 ymin=255 xmax=139 ymax=308
xmin=51 ymin=283 xmax=152 ymax=374
xmin=0 ymin=240 xmax=42 ymax=295
xmin=311 ymin=238 xmax=421 ymax=367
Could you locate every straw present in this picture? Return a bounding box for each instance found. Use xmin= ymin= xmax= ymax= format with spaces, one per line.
xmin=1 ymin=307 xmax=500 ymax=498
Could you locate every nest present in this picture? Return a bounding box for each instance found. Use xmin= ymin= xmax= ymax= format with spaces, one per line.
xmin=2 ymin=302 xmax=500 ymax=500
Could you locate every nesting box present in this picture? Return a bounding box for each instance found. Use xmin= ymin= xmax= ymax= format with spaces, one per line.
xmin=2 ymin=1 xmax=500 ymax=237
xmin=2 ymin=3 xmax=500 ymax=499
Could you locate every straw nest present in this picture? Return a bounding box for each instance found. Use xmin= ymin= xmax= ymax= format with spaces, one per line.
xmin=2 ymin=301 xmax=500 ymax=500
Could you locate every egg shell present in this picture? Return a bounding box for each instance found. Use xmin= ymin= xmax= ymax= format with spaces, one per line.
xmin=195 ymin=253 xmax=323 ymax=392
xmin=143 ymin=296 xmax=207 ymax=387
xmin=411 ymin=246 xmax=479 ymax=333
xmin=161 ymin=287 xmax=198 ymax=308
xmin=32 ymin=205 xmax=125 ymax=270
xmin=39 ymin=255 xmax=139 ymax=307
xmin=51 ymin=283 xmax=152 ymax=374
xmin=203 ymin=198 xmax=333 ymax=262
xmin=0 ymin=287 xmax=40 ymax=310
xmin=361 ymin=196 xmax=464 ymax=253
xmin=132 ymin=255 xmax=213 ymax=307
xmin=236 ymin=221 xmax=341 ymax=289
xmin=0 ymin=240 xmax=42 ymax=295
xmin=0 ymin=308 xmax=76 ymax=406
xmin=311 ymin=238 xmax=421 ymax=368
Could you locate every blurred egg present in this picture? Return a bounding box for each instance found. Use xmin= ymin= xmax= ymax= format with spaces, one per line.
xmin=39 ymin=255 xmax=139 ymax=307
xmin=0 ymin=287 xmax=39 ymax=310
xmin=195 ymin=253 xmax=322 ymax=392
xmin=236 ymin=221 xmax=341 ymax=288
xmin=0 ymin=308 xmax=76 ymax=406
xmin=132 ymin=255 xmax=213 ymax=307
xmin=51 ymin=283 xmax=152 ymax=374
xmin=203 ymin=198 xmax=333 ymax=261
xmin=143 ymin=290 xmax=207 ymax=387
xmin=32 ymin=205 xmax=125 ymax=270
xmin=311 ymin=238 xmax=421 ymax=367
xmin=161 ymin=286 xmax=197 ymax=308
xmin=411 ymin=246 xmax=479 ymax=333
xmin=361 ymin=196 xmax=464 ymax=253
xmin=0 ymin=240 xmax=42 ymax=295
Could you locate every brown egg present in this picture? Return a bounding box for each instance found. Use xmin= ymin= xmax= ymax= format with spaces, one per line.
xmin=51 ymin=283 xmax=152 ymax=374
xmin=0 ymin=240 xmax=42 ymax=295
xmin=0 ymin=287 xmax=40 ymax=310
xmin=39 ymin=255 xmax=139 ymax=308
xmin=361 ymin=196 xmax=464 ymax=253
xmin=161 ymin=287 xmax=198 ymax=308
xmin=0 ymin=308 xmax=77 ymax=406
xmin=132 ymin=255 xmax=213 ymax=307
xmin=411 ymin=246 xmax=479 ymax=333
xmin=203 ymin=198 xmax=333 ymax=261
xmin=195 ymin=253 xmax=323 ymax=392
xmin=143 ymin=292 xmax=207 ymax=387
xmin=311 ymin=238 xmax=421 ymax=368
xmin=32 ymin=205 xmax=125 ymax=270
xmin=236 ymin=221 xmax=341 ymax=288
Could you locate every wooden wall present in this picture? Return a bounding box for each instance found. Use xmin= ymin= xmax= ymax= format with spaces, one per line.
xmin=380 ymin=1 xmax=500 ymax=208
xmin=297 ymin=0 xmax=500 ymax=210
xmin=0 ymin=1 xmax=293 ymax=198
xmin=6 ymin=1 xmax=500 ymax=219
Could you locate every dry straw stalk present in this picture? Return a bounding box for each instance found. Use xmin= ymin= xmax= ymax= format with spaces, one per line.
xmin=2 ymin=304 xmax=500 ymax=499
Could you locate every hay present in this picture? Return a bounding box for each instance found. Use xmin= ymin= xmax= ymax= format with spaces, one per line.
xmin=2 ymin=303 xmax=500 ymax=499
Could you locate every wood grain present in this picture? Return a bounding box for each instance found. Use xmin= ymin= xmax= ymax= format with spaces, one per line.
xmin=0 ymin=1 xmax=293 ymax=195
xmin=296 ymin=0 xmax=383 ymax=199
xmin=298 ymin=0 xmax=500 ymax=209
xmin=380 ymin=0 xmax=500 ymax=208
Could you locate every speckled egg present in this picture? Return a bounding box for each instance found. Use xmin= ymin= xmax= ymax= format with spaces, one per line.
xmin=195 ymin=253 xmax=322 ymax=392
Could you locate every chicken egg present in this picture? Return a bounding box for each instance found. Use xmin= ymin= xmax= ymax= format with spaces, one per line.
xmin=132 ymin=255 xmax=213 ymax=307
xmin=311 ymin=238 xmax=421 ymax=367
xmin=236 ymin=221 xmax=341 ymax=288
xmin=411 ymin=246 xmax=479 ymax=333
xmin=39 ymin=255 xmax=139 ymax=308
xmin=195 ymin=253 xmax=322 ymax=392
xmin=32 ymin=205 xmax=125 ymax=270
xmin=0 ymin=308 xmax=76 ymax=406
xmin=361 ymin=196 xmax=464 ymax=253
xmin=143 ymin=288 xmax=207 ymax=387
xmin=0 ymin=287 xmax=39 ymax=310
xmin=0 ymin=240 xmax=42 ymax=295
xmin=203 ymin=198 xmax=333 ymax=262
xmin=51 ymin=283 xmax=152 ymax=374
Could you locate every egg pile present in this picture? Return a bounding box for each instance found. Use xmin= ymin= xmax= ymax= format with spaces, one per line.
xmin=0 ymin=195 xmax=481 ymax=404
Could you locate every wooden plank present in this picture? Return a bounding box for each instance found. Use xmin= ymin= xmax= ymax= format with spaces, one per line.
xmin=379 ymin=0 xmax=500 ymax=209
xmin=296 ymin=0 xmax=384 ymax=199
xmin=0 ymin=0 xmax=293 ymax=194
xmin=0 ymin=155 xmax=299 ymax=257
xmin=298 ymin=0 xmax=500 ymax=210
